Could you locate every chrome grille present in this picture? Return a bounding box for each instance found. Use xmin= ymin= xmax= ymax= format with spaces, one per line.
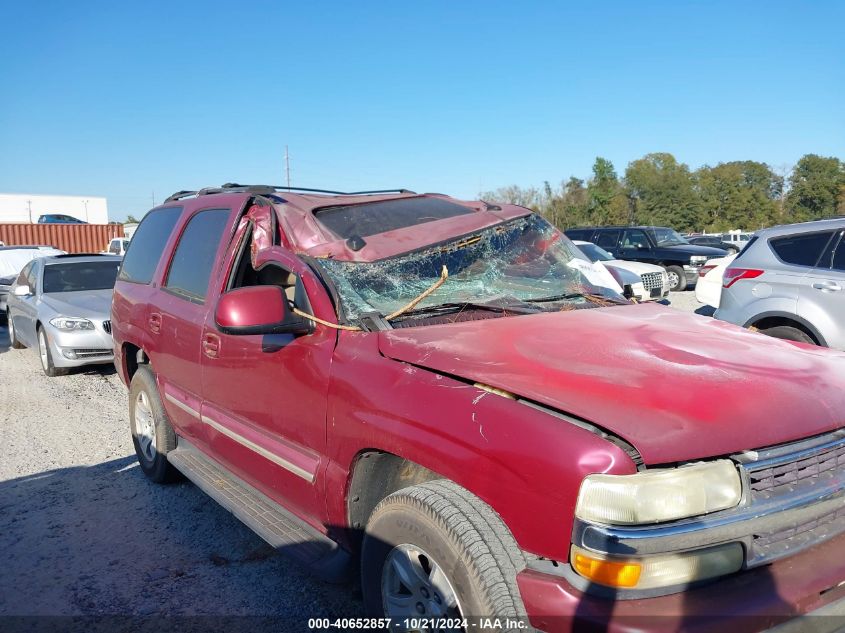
xmin=641 ymin=271 xmax=664 ymax=291
xmin=102 ymin=320 xmax=111 ymax=335
xmin=746 ymin=438 xmax=845 ymax=502
xmin=741 ymin=432 xmax=845 ymax=565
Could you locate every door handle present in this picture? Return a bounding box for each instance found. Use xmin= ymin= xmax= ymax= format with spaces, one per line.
xmin=148 ymin=312 xmax=162 ymax=333
xmin=202 ymin=333 xmax=221 ymax=359
xmin=812 ymin=281 xmax=842 ymax=292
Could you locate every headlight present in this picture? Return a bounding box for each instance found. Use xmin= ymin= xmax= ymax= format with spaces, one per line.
xmin=575 ymin=460 xmax=742 ymax=525
xmin=570 ymin=543 xmax=743 ymax=590
xmin=690 ymin=255 xmax=708 ymax=264
xmin=50 ymin=317 xmax=95 ymax=331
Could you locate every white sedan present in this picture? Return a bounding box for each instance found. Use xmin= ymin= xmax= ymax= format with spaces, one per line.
xmin=694 ymin=254 xmax=736 ymax=308
xmin=573 ymin=241 xmax=671 ymax=302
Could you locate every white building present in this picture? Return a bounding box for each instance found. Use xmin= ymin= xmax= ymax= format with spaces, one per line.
xmin=0 ymin=193 xmax=109 ymax=224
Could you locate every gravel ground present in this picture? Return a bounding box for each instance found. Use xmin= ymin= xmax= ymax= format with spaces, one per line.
xmin=0 ymin=327 xmax=361 ymax=627
xmin=0 ymin=292 xmax=707 ymax=626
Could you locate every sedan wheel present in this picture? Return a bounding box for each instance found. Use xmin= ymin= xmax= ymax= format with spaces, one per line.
xmin=37 ymin=327 xmax=67 ymax=377
xmin=8 ymin=312 xmax=25 ymax=349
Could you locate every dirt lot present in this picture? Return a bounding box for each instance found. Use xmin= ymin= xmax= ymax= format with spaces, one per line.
xmin=0 ymin=292 xmax=706 ymax=623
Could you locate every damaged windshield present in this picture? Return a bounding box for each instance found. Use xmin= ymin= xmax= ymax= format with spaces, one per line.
xmin=315 ymin=214 xmax=625 ymax=324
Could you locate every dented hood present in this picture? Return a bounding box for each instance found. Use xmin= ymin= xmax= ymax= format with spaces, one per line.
xmin=378 ymin=304 xmax=845 ymax=464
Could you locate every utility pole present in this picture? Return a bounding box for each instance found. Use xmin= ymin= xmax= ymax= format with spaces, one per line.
xmin=152 ymin=190 xmax=156 ymax=207
xmin=284 ymin=145 xmax=291 ymax=190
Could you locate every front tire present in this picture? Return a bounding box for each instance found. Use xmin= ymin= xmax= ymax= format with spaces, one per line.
xmin=665 ymin=265 xmax=687 ymax=292
xmin=361 ymin=480 xmax=526 ymax=629
xmin=38 ymin=326 xmax=68 ymax=377
xmin=129 ymin=365 xmax=181 ymax=483
xmin=8 ymin=311 xmax=24 ymax=349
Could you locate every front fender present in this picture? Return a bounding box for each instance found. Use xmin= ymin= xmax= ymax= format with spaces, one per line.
xmin=324 ymin=333 xmax=637 ymax=562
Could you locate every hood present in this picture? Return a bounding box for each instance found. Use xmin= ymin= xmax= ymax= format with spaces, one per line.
xmin=378 ymin=304 xmax=845 ymax=464
xmin=608 ymin=260 xmax=666 ymax=276
xmin=41 ymin=289 xmax=113 ymax=319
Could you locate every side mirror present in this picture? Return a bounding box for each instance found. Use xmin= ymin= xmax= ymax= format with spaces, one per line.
xmin=215 ymin=286 xmax=312 ymax=336
xmin=13 ymin=285 xmax=31 ymax=297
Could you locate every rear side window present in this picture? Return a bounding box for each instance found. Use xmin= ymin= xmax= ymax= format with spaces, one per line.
xmin=164 ymin=209 xmax=231 ymax=303
xmin=119 ymin=207 xmax=182 ymax=284
xmin=595 ymin=230 xmax=621 ymax=250
xmin=564 ymin=229 xmax=592 ymax=241
xmin=314 ymin=197 xmax=473 ymax=239
xmin=769 ymin=231 xmax=837 ymax=268
xmin=832 ymin=234 xmax=845 ymax=271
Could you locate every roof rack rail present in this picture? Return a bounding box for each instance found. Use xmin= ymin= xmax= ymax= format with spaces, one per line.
xmin=164 ymin=184 xmax=418 ymax=202
xmin=164 ymin=190 xmax=198 ymax=203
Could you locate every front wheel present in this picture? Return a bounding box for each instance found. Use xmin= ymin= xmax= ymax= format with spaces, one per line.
xmin=8 ymin=312 xmax=24 ymax=349
xmin=38 ymin=326 xmax=68 ymax=377
xmin=361 ymin=480 xmax=526 ymax=629
xmin=665 ymin=265 xmax=687 ymax=292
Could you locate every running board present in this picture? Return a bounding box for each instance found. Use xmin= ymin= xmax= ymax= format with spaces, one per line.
xmin=167 ymin=438 xmax=351 ymax=583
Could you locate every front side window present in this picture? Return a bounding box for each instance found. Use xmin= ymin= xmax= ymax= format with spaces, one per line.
xmin=316 ymin=214 xmax=624 ymax=323
xmin=770 ymin=231 xmax=836 ymax=268
xmin=622 ymin=229 xmax=650 ymax=249
xmin=119 ymin=207 xmax=182 ymax=284
xmin=16 ymin=262 xmax=33 ymax=287
xmin=649 ymin=228 xmax=688 ymax=247
xmin=164 ymin=209 xmax=231 ymax=303
xmin=42 ymin=261 xmax=120 ymax=293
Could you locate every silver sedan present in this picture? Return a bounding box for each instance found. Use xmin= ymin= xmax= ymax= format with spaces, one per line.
xmin=6 ymin=254 xmax=122 ymax=376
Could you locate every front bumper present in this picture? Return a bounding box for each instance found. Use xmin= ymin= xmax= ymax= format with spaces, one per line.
xmin=45 ymin=320 xmax=114 ymax=368
xmin=518 ymin=531 xmax=845 ymax=633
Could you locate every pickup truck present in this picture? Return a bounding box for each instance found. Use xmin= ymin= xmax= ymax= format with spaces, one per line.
xmin=564 ymin=225 xmax=727 ymax=291
xmin=111 ymin=184 xmax=845 ymax=631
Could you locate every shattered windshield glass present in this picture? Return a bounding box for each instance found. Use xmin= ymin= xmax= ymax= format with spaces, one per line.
xmin=316 ymin=214 xmax=625 ymax=323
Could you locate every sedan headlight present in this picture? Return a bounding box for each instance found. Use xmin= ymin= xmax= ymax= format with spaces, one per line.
xmin=50 ymin=317 xmax=95 ymax=331
xmin=690 ymin=255 xmax=708 ymax=264
xmin=575 ymin=460 xmax=742 ymax=525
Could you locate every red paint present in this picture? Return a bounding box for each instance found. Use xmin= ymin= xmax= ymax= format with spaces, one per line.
xmin=111 ymin=190 xmax=845 ymax=627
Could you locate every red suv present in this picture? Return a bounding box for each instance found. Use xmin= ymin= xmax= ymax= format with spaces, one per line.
xmin=112 ymin=184 xmax=845 ymax=631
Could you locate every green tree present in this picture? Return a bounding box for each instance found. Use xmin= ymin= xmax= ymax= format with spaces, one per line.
xmin=695 ymin=161 xmax=782 ymax=231
xmin=587 ymin=157 xmax=628 ymax=225
xmin=624 ymin=153 xmax=701 ymax=232
xmin=126 ymin=214 xmax=141 ymax=223
xmin=479 ymin=185 xmax=543 ymax=210
xmin=785 ymin=154 xmax=845 ymax=221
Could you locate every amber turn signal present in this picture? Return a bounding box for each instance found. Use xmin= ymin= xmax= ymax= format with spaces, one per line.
xmin=572 ymin=551 xmax=642 ymax=588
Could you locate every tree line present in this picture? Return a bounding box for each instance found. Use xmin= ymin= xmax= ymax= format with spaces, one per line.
xmin=481 ymin=153 xmax=845 ymax=233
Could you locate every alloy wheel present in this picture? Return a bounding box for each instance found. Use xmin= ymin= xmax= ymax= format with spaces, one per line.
xmin=381 ymin=543 xmax=464 ymax=625
xmin=134 ymin=390 xmax=157 ymax=462
xmin=38 ymin=329 xmax=49 ymax=370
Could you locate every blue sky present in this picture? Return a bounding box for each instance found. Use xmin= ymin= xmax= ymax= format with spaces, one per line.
xmin=1 ymin=1 xmax=843 ymax=221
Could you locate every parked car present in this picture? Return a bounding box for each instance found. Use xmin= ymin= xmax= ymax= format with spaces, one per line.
xmin=564 ymin=226 xmax=727 ymax=291
xmin=574 ymin=240 xmax=670 ymax=301
xmin=0 ymin=245 xmax=65 ymax=321
xmin=686 ymin=235 xmax=741 ymax=254
xmin=715 ymin=218 xmax=845 ymax=349
xmin=721 ymin=231 xmax=753 ymax=250
xmin=102 ymin=237 xmax=130 ymax=256
xmin=37 ymin=214 xmax=87 ymax=224
xmin=6 ymin=254 xmax=121 ymax=375
xmin=694 ymin=254 xmax=736 ymax=308
xmin=112 ymin=184 xmax=845 ymax=630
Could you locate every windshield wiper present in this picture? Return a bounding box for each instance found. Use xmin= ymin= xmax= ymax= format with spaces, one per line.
xmin=390 ymin=300 xmax=526 ymax=320
xmin=522 ymin=292 xmax=628 ymax=305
